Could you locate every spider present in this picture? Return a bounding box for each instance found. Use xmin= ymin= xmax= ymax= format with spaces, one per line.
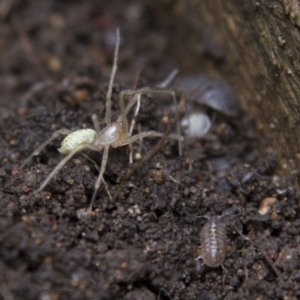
xmin=21 ymin=28 xmax=183 ymax=211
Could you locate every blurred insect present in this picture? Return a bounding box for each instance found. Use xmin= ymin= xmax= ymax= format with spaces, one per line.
xmin=180 ymin=112 xmax=211 ymax=138
xmin=173 ymin=75 xmax=240 ymax=117
xmin=21 ymin=28 xmax=183 ymax=211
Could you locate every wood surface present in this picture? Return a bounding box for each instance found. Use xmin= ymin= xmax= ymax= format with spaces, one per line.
xmin=157 ymin=0 xmax=300 ymax=179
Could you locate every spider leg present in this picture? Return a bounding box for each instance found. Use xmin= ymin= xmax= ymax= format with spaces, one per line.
xmin=117 ymin=90 xmax=143 ymax=163
xmin=81 ymin=153 xmax=112 ymax=200
xmin=118 ymin=90 xmax=129 ymax=133
xmin=118 ymin=70 xmax=178 ymax=135
xmin=140 ymin=88 xmax=182 ymax=155
xmin=117 ymin=90 xmax=144 ymax=132
xmin=128 ymin=94 xmax=141 ymax=163
xmin=105 ymin=28 xmax=120 ymax=126
xmin=118 ymin=88 xmax=182 ymax=155
xmin=89 ymin=146 xmax=109 ymax=211
xmin=92 ymin=114 xmax=101 ymax=134
xmin=34 ymin=142 xmax=95 ymax=194
xmin=113 ymin=131 xmax=182 ymax=148
xmin=128 ymin=93 xmax=141 ymax=137
xmin=21 ymin=128 xmax=72 ymax=168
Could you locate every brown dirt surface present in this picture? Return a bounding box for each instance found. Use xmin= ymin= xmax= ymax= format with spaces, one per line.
xmin=1 ymin=1 xmax=300 ymax=299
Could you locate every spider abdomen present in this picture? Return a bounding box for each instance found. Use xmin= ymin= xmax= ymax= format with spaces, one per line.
xmin=200 ymin=218 xmax=227 ymax=267
xmin=58 ymin=129 xmax=97 ymax=154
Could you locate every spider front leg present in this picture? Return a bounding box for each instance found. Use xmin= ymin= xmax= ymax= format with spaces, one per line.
xmin=113 ymin=131 xmax=181 ymax=148
xmin=117 ymin=91 xmax=143 ymax=163
xmin=128 ymin=94 xmax=141 ymax=163
xmin=138 ymin=87 xmax=182 ymax=156
xmin=35 ymin=142 xmax=98 ymax=193
xmin=81 ymin=153 xmax=112 ymax=200
xmin=21 ymin=128 xmax=72 ymax=168
xmin=89 ymin=146 xmax=109 ymax=211
xmin=117 ymin=89 xmax=145 ymax=132
xmin=118 ymin=88 xmax=183 ymax=156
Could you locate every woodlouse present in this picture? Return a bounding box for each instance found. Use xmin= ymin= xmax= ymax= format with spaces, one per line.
xmin=173 ymin=75 xmax=240 ymax=117
xmin=199 ymin=217 xmax=227 ymax=268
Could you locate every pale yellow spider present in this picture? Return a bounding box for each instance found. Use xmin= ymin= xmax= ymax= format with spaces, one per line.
xmin=21 ymin=28 xmax=182 ymax=211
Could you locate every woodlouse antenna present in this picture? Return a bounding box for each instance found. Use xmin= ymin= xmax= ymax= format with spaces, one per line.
xmin=156 ymin=68 xmax=179 ymax=88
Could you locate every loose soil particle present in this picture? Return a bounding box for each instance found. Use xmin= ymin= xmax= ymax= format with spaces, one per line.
xmin=1 ymin=1 xmax=300 ymax=300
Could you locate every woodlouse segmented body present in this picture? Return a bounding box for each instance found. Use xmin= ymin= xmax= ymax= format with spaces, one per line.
xmin=173 ymin=75 xmax=240 ymax=117
xmin=200 ymin=217 xmax=227 ymax=267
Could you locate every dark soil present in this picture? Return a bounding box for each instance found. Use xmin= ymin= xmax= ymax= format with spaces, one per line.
xmin=1 ymin=1 xmax=300 ymax=299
